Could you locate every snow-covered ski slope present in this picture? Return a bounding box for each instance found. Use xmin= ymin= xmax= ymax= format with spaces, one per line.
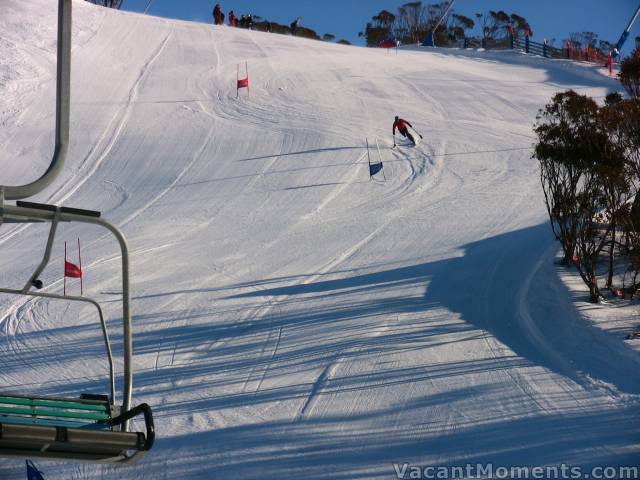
xmin=1 ymin=1 xmax=639 ymax=478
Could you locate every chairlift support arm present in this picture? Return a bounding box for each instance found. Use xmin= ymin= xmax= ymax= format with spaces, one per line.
xmin=3 ymin=0 xmax=71 ymax=200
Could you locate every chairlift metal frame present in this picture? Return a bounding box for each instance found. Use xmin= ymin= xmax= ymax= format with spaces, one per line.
xmin=0 ymin=0 xmax=154 ymax=464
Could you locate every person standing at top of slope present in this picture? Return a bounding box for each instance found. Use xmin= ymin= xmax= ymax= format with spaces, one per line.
xmin=290 ymin=17 xmax=302 ymax=36
xmin=393 ymin=116 xmax=422 ymax=147
xmin=213 ymin=4 xmax=223 ymax=25
xmin=228 ymin=10 xmax=238 ymax=27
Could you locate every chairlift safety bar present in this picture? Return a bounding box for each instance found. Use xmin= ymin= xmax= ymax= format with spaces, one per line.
xmin=0 ymin=202 xmax=133 ymax=421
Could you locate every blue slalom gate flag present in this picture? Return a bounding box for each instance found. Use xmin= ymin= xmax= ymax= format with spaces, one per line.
xmin=26 ymin=460 xmax=45 ymax=480
xmin=369 ymin=162 xmax=383 ymax=177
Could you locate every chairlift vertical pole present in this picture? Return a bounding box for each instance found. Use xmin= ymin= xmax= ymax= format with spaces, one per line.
xmin=81 ymin=218 xmax=134 ymax=424
xmin=616 ymin=3 xmax=640 ymax=52
xmin=106 ymin=223 xmax=133 ymax=425
xmin=423 ymin=0 xmax=457 ymax=47
xmin=55 ymin=0 xmax=71 ymax=165
xmin=3 ymin=0 xmax=71 ymax=200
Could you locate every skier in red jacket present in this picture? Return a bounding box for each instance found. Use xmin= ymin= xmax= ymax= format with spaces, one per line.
xmin=393 ymin=116 xmax=421 ymax=147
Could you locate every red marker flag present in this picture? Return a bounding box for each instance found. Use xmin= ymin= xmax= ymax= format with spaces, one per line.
xmin=64 ymin=239 xmax=84 ymax=296
xmin=64 ymin=260 xmax=82 ymax=278
xmin=237 ymin=62 xmax=249 ymax=98
xmin=379 ymin=40 xmax=397 ymax=49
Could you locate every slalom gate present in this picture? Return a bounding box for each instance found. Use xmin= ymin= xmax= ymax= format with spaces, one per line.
xmin=366 ymin=138 xmax=386 ymax=181
xmin=237 ymin=62 xmax=249 ymax=98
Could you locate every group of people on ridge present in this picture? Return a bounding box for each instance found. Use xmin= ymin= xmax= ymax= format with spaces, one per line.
xmin=213 ymin=4 xmax=253 ymax=29
xmin=212 ymin=4 xmax=304 ymax=36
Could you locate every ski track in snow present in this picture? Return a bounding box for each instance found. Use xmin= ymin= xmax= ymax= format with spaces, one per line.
xmin=54 ymin=29 xmax=174 ymax=208
xmin=0 ymin=26 xmax=174 ymax=253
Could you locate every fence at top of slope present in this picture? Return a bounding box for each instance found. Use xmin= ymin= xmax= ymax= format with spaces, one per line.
xmin=443 ymin=34 xmax=614 ymax=75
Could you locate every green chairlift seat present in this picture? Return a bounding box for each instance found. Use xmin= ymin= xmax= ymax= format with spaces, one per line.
xmin=0 ymin=0 xmax=155 ymax=464
xmin=0 ymin=394 xmax=154 ymax=462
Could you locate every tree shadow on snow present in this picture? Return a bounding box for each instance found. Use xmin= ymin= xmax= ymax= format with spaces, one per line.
xmin=227 ymin=223 xmax=640 ymax=395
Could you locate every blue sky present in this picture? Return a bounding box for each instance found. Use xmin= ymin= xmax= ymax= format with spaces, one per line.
xmin=122 ymin=0 xmax=640 ymax=55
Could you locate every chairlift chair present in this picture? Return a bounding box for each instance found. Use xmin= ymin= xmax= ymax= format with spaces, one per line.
xmin=0 ymin=0 xmax=154 ymax=463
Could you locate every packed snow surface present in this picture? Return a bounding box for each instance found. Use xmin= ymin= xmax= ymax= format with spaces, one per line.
xmin=1 ymin=1 xmax=638 ymax=478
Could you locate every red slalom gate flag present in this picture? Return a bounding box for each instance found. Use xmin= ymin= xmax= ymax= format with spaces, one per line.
xmin=237 ymin=62 xmax=249 ymax=97
xmin=379 ymin=40 xmax=397 ymax=49
xmin=64 ymin=239 xmax=84 ymax=296
xmin=64 ymin=260 xmax=82 ymax=278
